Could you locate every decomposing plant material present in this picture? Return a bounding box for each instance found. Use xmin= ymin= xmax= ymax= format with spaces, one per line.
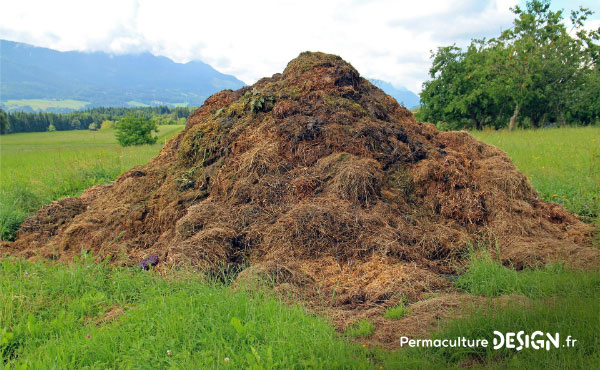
xmin=3 ymin=52 xmax=597 ymax=346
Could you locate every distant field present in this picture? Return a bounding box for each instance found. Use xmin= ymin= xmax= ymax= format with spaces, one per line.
xmin=0 ymin=126 xmax=184 ymax=240
xmin=126 ymin=101 xmax=189 ymax=108
xmin=1 ymin=99 xmax=91 ymax=111
xmin=126 ymin=100 xmax=150 ymax=107
xmin=472 ymin=126 xmax=600 ymax=224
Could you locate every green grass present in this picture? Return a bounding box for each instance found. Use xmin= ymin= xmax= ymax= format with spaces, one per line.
xmin=455 ymin=252 xmax=600 ymax=298
xmin=472 ymin=126 xmax=599 ymax=223
xmin=0 ymin=126 xmax=183 ymax=240
xmin=0 ymin=255 xmax=374 ymax=368
xmin=2 ymin=99 xmax=91 ymax=111
xmin=384 ymin=302 xmax=410 ymax=320
xmin=345 ymin=319 xmax=375 ymax=338
xmin=375 ymin=252 xmax=600 ymax=369
xmin=382 ymin=297 xmax=600 ymax=369
xmin=3 ymin=254 xmax=597 ymax=368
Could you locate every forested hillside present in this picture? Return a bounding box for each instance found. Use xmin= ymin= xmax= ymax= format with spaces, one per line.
xmin=0 ymin=106 xmax=193 ymax=134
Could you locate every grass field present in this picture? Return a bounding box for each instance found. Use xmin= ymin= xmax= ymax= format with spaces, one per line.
xmin=126 ymin=101 xmax=151 ymax=107
xmin=1 ymin=251 xmax=598 ymax=368
xmin=0 ymin=126 xmax=184 ymax=240
xmin=472 ymin=126 xmax=599 ymax=224
xmin=1 ymin=126 xmax=599 ymax=368
xmin=1 ymin=99 xmax=91 ymax=112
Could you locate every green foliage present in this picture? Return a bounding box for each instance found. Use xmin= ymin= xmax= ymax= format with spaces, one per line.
xmin=88 ymin=122 xmax=98 ymax=131
xmin=247 ymin=88 xmax=275 ymax=113
xmin=115 ymin=115 xmax=159 ymax=146
xmin=384 ymin=302 xmax=410 ymax=319
xmin=70 ymin=118 xmax=81 ymax=130
xmin=2 ymin=256 xmax=598 ymax=368
xmin=419 ymin=42 xmax=502 ymax=130
xmin=2 ymin=105 xmax=193 ymax=135
xmin=419 ymin=0 xmax=600 ymax=130
xmin=434 ymin=121 xmax=451 ymax=132
xmin=151 ymin=114 xmax=177 ymax=126
xmin=345 ymin=318 xmax=374 ymax=338
xmin=47 ymin=123 xmax=56 ymax=132
xmin=0 ymin=108 xmax=8 ymax=134
xmin=100 ymin=120 xmax=114 ymax=129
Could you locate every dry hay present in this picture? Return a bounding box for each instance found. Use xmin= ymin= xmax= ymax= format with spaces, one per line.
xmin=3 ymin=52 xmax=598 ymax=345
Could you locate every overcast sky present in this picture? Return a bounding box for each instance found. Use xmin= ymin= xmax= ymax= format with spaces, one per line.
xmin=1 ymin=0 xmax=598 ymax=94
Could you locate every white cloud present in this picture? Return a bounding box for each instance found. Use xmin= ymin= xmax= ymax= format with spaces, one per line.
xmin=1 ymin=0 xmax=597 ymax=94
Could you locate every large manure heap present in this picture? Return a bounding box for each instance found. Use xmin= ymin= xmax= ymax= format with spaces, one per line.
xmin=4 ymin=52 xmax=598 ymax=340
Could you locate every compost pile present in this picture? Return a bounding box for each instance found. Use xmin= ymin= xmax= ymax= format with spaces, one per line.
xmin=3 ymin=52 xmax=598 ymax=341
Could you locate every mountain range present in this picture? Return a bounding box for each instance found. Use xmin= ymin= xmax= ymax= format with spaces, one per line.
xmin=1 ymin=40 xmax=420 ymax=112
xmin=368 ymin=79 xmax=420 ymax=109
xmin=0 ymin=40 xmax=245 ymax=110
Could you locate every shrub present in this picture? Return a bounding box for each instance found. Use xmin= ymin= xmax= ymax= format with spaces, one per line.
xmin=114 ymin=115 xmax=158 ymax=146
xmin=100 ymin=120 xmax=114 ymax=130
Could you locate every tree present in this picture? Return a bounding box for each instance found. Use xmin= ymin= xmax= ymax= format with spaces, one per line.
xmin=0 ymin=109 xmax=8 ymax=134
xmin=114 ymin=115 xmax=158 ymax=146
xmin=419 ymin=42 xmax=508 ymax=130
xmin=419 ymin=0 xmax=599 ymax=131
xmin=70 ymin=118 xmax=82 ymax=130
xmin=490 ymin=0 xmax=597 ymax=130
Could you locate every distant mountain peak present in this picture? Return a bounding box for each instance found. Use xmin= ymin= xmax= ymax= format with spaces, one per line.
xmin=367 ymin=78 xmax=420 ymax=109
xmin=0 ymin=39 xmax=246 ymax=112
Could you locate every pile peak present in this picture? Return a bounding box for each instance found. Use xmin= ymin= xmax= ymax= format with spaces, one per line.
xmin=4 ymin=51 xmax=597 ymax=345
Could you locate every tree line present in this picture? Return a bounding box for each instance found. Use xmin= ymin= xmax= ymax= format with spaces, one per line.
xmin=0 ymin=106 xmax=194 ymax=135
xmin=416 ymin=0 xmax=600 ymax=131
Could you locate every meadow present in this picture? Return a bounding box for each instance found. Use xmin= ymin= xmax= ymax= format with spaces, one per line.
xmin=472 ymin=126 xmax=600 ymax=225
xmin=0 ymin=126 xmax=184 ymax=240
xmin=1 ymin=99 xmax=91 ymax=112
xmin=0 ymin=126 xmax=599 ymax=368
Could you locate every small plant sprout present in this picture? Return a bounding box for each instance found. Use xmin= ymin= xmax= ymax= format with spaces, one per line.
xmin=345 ymin=318 xmax=374 ymax=338
xmin=384 ymin=300 xmax=410 ymax=319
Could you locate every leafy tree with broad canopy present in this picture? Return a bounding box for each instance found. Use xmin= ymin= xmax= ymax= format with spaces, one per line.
xmin=115 ymin=115 xmax=158 ymax=146
xmin=418 ymin=0 xmax=599 ymax=131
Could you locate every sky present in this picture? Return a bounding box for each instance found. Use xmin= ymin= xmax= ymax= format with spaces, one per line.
xmin=1 ymin=0 xmax=598 ymax=94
